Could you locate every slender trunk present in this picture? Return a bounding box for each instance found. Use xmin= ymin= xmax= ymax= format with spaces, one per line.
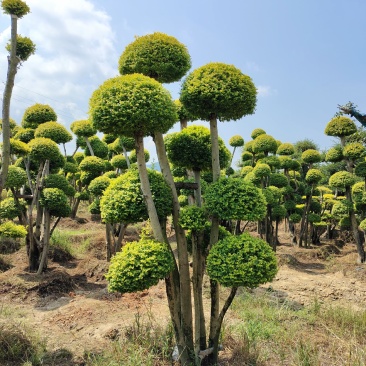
xmin=84 ymin=137 xmax=94 ymax=156
xmin=153 ymin=131 xmax=194 ymax=358
xmin=106 ymin=223 xmax=113 ymax=261
xmin=115 ymin=222 xmax=127 ymax=253
xmin=0 ymin=15 xmax=19 ymax=193
xmin=208 ymin=114 xmax=221 ymax=362
xmin=122 ymin=145 xmax=131 ymax=169
xmin=135 ymin=133 xmax=164 ymax=242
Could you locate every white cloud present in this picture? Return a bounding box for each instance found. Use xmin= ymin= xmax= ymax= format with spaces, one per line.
xmin=0 ymin=0 xmax=118 ymax=128
xmin=257 ymin=85 xmax=278 ymax=97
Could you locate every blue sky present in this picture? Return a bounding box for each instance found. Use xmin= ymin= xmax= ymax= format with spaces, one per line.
xmin=1 ymin=0 xmax=366 ymax=165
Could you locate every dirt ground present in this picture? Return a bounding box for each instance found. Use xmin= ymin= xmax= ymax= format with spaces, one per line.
xmin=1 ymin=218 xmax=366 ymax=364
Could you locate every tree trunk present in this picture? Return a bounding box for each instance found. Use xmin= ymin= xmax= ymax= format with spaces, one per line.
xmin=153 ymin=131 xmax=195 ymax=360
xmin=37 ymin=209 xmax=51 ymax=274
xmin=0 ymin=14 xmax=19 ymax=193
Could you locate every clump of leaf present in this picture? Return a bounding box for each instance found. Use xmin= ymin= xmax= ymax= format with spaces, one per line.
xmin=0 ymin=221 xmax=27 ymax=238
xmin=6 ymin=35 xmax=35 ymax=61
xmin=1 ymin=0 xmax=30 ymax=17
xmin=179 ymin=206 xmax=207 ymax=231
xmin=22 ymin=104 xmax=57 ymax=129
xmin=119 ymin=32 xmax=191 ymax=84
xmin=40 ymin=188 xmax=71 ymax=217
xmin=205 ymin=177 xmax=266 ymax=221
xmin=34 ymin=121 xmax=72 ymax=144
xmin=206 ymin=232 xmax=277 ymax=288
xmin=325 ymin=116 xmax=357 ymax=137
xmin=5 ymin=165 xmax=27 ymax=189
xmin=106 ymin=239 xmax=174 ymax=293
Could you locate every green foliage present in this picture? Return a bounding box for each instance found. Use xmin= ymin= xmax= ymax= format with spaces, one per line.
xmin=325 ymin=146 xmax=343 ymax=163
xmin=359 ymin=218 xmax=366 ymax=231
xmin=10 ymin=137 xmax=30 ymax=156
xmin=179 ymin=206 xmax=207 ymax=231
xmin=277 ymin=142 xmax=295 ymax=156
xmin=28 ymin=137 xmax=63 ymax=166
xmin=252 ymin=134 xmax=277 ymax=155
xmin=241 ymin=150 xmax=253 ymax=163
xmin=22 ymin=104 xmax=57 ymax=129
xmin=0 ymin=197 xmax=24 ymax=219
xmin=329 ymin=171 xmax=356 ymax=190
xmin=332 ymin=200 xmax=353 ymax=217
xmin=88 ymin=176 xmax=111 ymax=197
xmin=88 ymin=199 xmax=101 ymax=215
xmin=240 ymin=165 xmax=253 ymax=177
xmin=305 ymin=168 xmax=323 ymax=185
xmin=108 ymin=136 xmax=135 ymax=153
xmin=251 ymin=128 xmax=266 ymax=140
xmin=165 ymin=125 xmax=230 ymax=171
xmin=6 ymin=34 xmax=35 ymax=61
xmin=75 ymin=190 xmax=90 ymax=201
xmin=1 ymin=0 xmax=29 ymax=17
xmin=5 ymin=165 xmax=26 ymax=190
xmin=325 ymin=116 xmax=357 ymax=137
xmin=119 ymin=32 xmax=191 ymax=83
xmin=343 ymin=142 xmax=365 ymax=160
xmin=101 ymin=168 xmax=172 ymax=224
xmin=111 ymin=154 xmax=128 ymax=170
xmin=252 ymin=163 xmax=271 ymax=179
xmin=90 ymin=74 xmax=177 ymax=137
xmin=63 ymin=161 xmax=78 ymax=174
xmin=79 ymin=156 xmax=105 ymax=174
xmin=44 ymin=174 xmax=75 ymax=197
xmin=229 ymin=135 xmax=244 ymax=147
xmin=206 ymin=232 xmax=277 ymax=288
xmin=129 ymin=148 xmax=150 ymax=164
xmin=269 ymin=173 xmax=288 ymax=188
xmin=34 ymin=121 xmax=72 ymax=144
xmin=289 ymin=213 xmax=302 ymax=223
xmin=355 ymin=162 xmax=366 ymax=178
xmin=205 ymin=177 xmax=266 ymax=221
xmin=70 ymin=119 xmax=96 ymax=137
xmin=13 ymin=127 xmax=34 ymax=143
xmin=40 ymin=188 xmax=71 ymax=217
xmin=84 ymin=136 xmax=109 ymax=159
xmin=180 ymin=62 xmax=257 ymax=121
xmin=174 ymin=99 xmax=195 ymax=122
xmin=272 ymin=205 xmax=287 ymax=220
xmin=0 ymin=221 xmax=26 ymax=238
xmin=257 ymin=156 xmax=281 ymax=170
xmin=106 ymin=239 xmax=174 ymax=293
xmin=302 ymin=149 xmax=322 ymax=164
xmin=308 ymin=213 xmax=321 ymax=223
xmin=294 ymin=139 xmax=319 ymax=153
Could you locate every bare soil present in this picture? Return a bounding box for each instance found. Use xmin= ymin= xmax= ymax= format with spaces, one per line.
xmin=1 ymin=218 xmax=366 ymax=365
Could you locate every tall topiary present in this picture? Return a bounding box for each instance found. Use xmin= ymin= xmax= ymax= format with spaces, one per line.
xmin=22 ymin=104 xmax=57 ymax=129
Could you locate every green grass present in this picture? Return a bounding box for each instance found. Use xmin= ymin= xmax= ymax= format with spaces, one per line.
xmin=50 ymin=228 xmax=92 ymax=257
xmin=224 ymin=290 xmax=366 ymax=365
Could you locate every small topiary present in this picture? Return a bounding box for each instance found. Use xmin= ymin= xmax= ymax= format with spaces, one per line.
xmin=34 ymin=121 xmax=72 ymax=144
xmin=205 ymin=177 xmax=266 ymax=221
xmin=22 ymin=104 xmax=57 ymax=129
xmin=329 ymin=171 xmax=356 ymax=190
xmin=229 ymin=135 xmax=244 ymax=148
xmin=0 ymin=197 xmax=24 ymax=220
xmin=289 ymin=213 xmax=302 ymax=223
xmin=79 ymin=156 xmax=105 ymax=174
xmin=325 ymin=116 xmax=357 ymax=137
xmin=40 ymin=188 xmax=71 ymax=217
xmin=325 ymin=146 xmax=343 ymax=163
xmin=252 ymin=134 xmax=277 ymax=155
xmin=28 ymin=137 xmax=62 ymax=163
xmin=252 ymin=163 xmax=271 ymax=179
xmin=0 ymin=221 xmax=27 ymax=238
xmin=179 ymin=206 xmax=207 ymax=232
xmin=88 ymin=176 xmax=111 ymax=197
xmin=343 ymin=142 xmax=365 ymax=161
xmin=70 ymin=119 xmax=96 ymax=138
xmin=5 ymin=165 xmax=27 ymax=189
xmin=1 ymin=0 xmax=30 ymax=17
xmin=251 ymin=128 xmax=266 ymax=140
xmin=305 ymin=168 xmax=323 ymax=185
xmin=13 ymin=128 xmax=34 ymax=143
xmin=269 ymin=173 xmax=288 ymax=188
xmin=106 ymin=239 xmax=174 ymax=293
xmin=206 ymin=232 xmax=277 ymax=288
xmin=84 ymin=136 xmax=109 ymax=159
xmin=277 ymin=142 xmax=295 ymax=156
xmin=302 ymin=149 xmax=322 ymax=165
xmin=6 ymin=34 xmax=35 ymax=61
xmin=10 ymin=138 xmax=30 ymax=156
xmin=44 ymin=174 xmax=75 ymax=197
xmin=110 ymin=154 xmax=128 ymax=170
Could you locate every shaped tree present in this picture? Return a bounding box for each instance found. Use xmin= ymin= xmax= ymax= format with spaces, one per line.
xmin=1 ymin=0 xmax=35 ymax=192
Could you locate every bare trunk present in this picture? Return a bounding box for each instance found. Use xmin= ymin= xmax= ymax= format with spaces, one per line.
xmin=0 ymin=14 xmax=19 ymax=193
xmin=153 ymin=131 xmax=194 ymax=358
xmin=37 ymin=209 xmax=51 ymax=274
xmin=84 ymin=137 xmax=94 ymax=156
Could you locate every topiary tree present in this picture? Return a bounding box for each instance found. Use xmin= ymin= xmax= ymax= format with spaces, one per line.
xmin=206 ymin=232 xmax=277 ymax=353
xmin=34 ymin=121 xmax=72 ymax=155
xmin=252 ymin=134 xmax=277 ymax=156
xmin=329 ymin=171 xmax=364 ymax=262
xmin=180 ymin=62 xmax=257 ymax=363
xmin=70 ymin=119 xmax=96 ymax=156
xmin=228 ymin=134 xmax=244 ymax=168
xmin=106 ymin=238 xmax=174 ymax=293
xmin=1 ymin=0 xmax=35 ymax=193
xmin=118 ymin=32 xmax=191 ymax=84
xmin=21 ymin=104 xmax=56 ymax=129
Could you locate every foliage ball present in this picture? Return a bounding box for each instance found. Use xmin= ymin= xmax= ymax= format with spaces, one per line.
xmin=106 ymin=239 xmax=174 ymax=293
xmin=88 ymin=176 xmax=111 ymax=197
xmin=325 ymin=116 xmax=357 ymax=137
xmin=251 ymin=128 xmax=266 ymax=140
xmin=305 ymin=168 xmax=323 ymax=185
xmin=329 ymin=171 xmax=356 ymax=190
xmin=229 ymin=135 xmax=244 ymax=147
xmin=277 ymin=142 xmax=295 ymax=156
xmin=70 ymin=120 xmax=96 ymax=138
xmin=13 ymin=128 xmax=34 ymax=143
xmin=180 ymin=62 xmax=257 ymax=122
xmin=6 ymin=34 xmax=35 ymax=61
xmin=34 ymin=121 xmax=72 ymax=144
xmin=206 ymin=232 xmax=277 ymax=288
xmin=22 ymin=104 xmax=57 ymax=129
xmin=325 ymin=147 xmax=343 ymax=163
xmin=119 ymin=32 xmax=191 ymax=83
xmin=343 ymin=142 xmax=365 ymax=160
xmin=301 ymin=149 xmax=322 ymax=164
xmin=90 ymin=74 xmax=177 ymax=137
xmin=252 ymin=134 xmax=277 ymax=154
